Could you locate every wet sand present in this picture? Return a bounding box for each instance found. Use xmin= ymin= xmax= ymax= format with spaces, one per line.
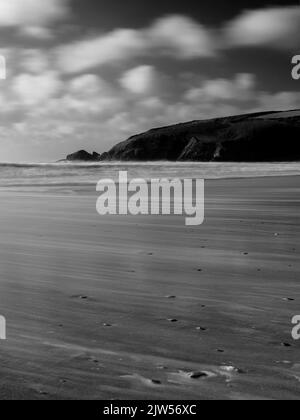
xmin=0 ymin=176 xmax=299 ymax=400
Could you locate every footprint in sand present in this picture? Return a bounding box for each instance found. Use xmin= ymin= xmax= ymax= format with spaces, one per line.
xmin=122 ymin=374 xmax=162 ymax=387
xmin=38 ymin=391 xmax=49 ymax=396
xmin=71 ymin=295 xmax=89 ymax=300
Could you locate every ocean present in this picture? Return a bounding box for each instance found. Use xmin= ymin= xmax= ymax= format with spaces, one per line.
xmin=0 ymin=162 xmax=300 ymax=189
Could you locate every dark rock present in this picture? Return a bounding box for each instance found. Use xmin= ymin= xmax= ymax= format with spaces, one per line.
xmin=66 ymin=150 xmax=101 ymax=162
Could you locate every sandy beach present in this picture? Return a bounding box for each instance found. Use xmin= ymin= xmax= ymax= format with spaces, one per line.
xmin=0 ymin=175 xmax=299 ymax=400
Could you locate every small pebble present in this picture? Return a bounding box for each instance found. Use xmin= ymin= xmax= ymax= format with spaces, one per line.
xmin=190 ymin=371 xmax=208 ymax=379
xmin=281 ymin=342 xmax=292 ymax=348
xmin=151 ymin=379 xmax=162 ymax=385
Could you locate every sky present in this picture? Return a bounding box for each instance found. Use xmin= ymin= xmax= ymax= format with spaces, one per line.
xmin=0 ymin=0 xmax=299 ymax=162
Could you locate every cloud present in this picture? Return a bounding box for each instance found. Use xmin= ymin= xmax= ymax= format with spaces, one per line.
xmin=224 ymin=6 xmax=300 ymax=50
xmin=56 ymin=29 xmax=146 ymax=74
xmin=20 ymin=49 xmax=50 ymax=74
xmin=55 ymin=15 xmax=216 ymax=74
xmin=258 ymin=91 xmax=300 ymax=111
xmin=53 ymin=7 xmax=300 ymax=74
xmin=147 ymin=15 xmax=217 ymax=58
xmin=0 ymin=0 xmax=69 ymax=28
xmin=119 ymin=65 xmax=163 ymax=95
xmin=185 ymin=73 xmax=256 ymax=102
xmin=12 ymin=72 xmax=62 ymax=105
xmin=21 ymin=26 xmax=53 ymax=39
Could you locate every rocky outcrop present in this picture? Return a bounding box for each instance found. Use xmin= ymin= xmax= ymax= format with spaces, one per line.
xmin=99 ymin=110 xmax=300 ymax=162
xmin=66 ymin=150 xmax=101 ymax=162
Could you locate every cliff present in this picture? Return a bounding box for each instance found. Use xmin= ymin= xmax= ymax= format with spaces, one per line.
xmin=67 ymin=110 xmax=300 ymax=162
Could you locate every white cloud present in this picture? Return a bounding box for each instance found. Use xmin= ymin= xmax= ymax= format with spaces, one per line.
xmin=56 ymin=29 xmax=146 ymax=74
xmin=12 ymin=72 xmax=62 ymax=105
xmin=225 ymin=6 xmax=300 ymax=50
xmin=258 ymin=91 xmax=300 ymax=111
xmin=120 ymin=65 xmax=163 ymax=95
xmin=56 ymin=15 xmax=216 ymax=74
xmin=68 ymin=74 xmax=111 ymax=97
xmin=20 ymin=49 xmax=50 ymax=74
xmin=185 ymin=73 xmax=256 ymax=102
xmin=148 ymin=15 xmax=217 ymax=58
xmin=52 ymin=7 xmax=300 ymax=74
xmin=0 ymin=0 xmax=69 ymax=28
xmin=21 ymin=26 xmax=53 ymax=39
